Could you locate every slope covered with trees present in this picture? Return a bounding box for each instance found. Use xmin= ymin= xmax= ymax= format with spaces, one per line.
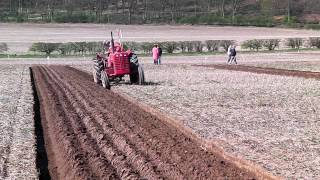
xmin=0 ymin=0 xmax=320 ymax=27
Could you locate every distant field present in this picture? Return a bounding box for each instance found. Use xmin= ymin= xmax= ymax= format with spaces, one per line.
xmin=1 ymin=23 xmax=320 ymax=53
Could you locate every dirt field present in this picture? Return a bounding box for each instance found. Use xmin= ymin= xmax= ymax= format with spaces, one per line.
xmin=1 ymin=49 xmax=320 ymax=179
xmin=1 ymin=23 xmax=320 ymax=52
xmin=31 ymin=65 xmax=275 ymax=179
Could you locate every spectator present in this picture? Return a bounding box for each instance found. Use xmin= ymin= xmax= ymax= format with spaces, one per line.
xmin=157 ymin=45 xmax=162 ymax=65
xmin=230 ymin=45 xmax=237 ymax=64
xmin=152 ymin=44 xmax=159 ymax=65
xmin=227 ymin=45 xmax=232 ymax=64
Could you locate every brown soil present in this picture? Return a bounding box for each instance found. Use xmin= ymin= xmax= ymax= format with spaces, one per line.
xmin=31 ymin=65 xmax=275 ymax=180
xmin=198 ymin=64 xmax=320 ymax=79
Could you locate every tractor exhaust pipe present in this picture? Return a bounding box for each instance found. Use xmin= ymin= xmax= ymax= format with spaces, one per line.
xmin=110 ymin=31 xmax=115 ymax=53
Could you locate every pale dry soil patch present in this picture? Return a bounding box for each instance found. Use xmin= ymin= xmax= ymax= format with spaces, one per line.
xmin=1 ymin=23 xmax=320 ymax=52
xmin=76 ymin=56 xmax=320 ymax=179
xmin=0 ymin=65 xmax=37 ymax=179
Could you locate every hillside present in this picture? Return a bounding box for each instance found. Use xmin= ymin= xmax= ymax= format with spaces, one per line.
xmin=0 ymin=0 xmax=320 ymax=27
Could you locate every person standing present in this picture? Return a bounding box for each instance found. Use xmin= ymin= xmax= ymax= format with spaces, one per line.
xmin=157 ymin=45 xmax=162 ymax=65
xmin=230 ymin=45 xmax=237 ymax=64
xmin=152 ymin=44 xmax=159 ymax=65
xmin=227 ymin=45 xmax=232 ymax=64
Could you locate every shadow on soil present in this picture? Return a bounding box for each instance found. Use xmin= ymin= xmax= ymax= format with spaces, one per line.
xmin=30 ymin=68 xmax=51 ymax=180
xmin=114 ymin=81 xmax=161 ymax=86
xmin=143 ymin=81 xmax=161 ymax=86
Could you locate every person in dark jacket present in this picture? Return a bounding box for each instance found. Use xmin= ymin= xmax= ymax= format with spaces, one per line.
xmin=157 ymin=46 xmax=162 ymax=65
xmin=230 ymin=45 xmax=237 ymax=64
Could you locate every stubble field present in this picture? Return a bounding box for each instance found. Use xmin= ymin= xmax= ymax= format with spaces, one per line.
xmin=0 ymin=65 xmax=37 ymax=179
xmin=1 ymin=24 xmax=320 ymax=179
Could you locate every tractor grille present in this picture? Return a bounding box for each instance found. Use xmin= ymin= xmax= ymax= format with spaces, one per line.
xmin=113 ymin=52 xmax=130 ymax=75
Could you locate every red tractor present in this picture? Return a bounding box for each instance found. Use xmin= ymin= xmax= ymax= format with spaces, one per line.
xmin=92 ymin=32 xmax=145 ymax=89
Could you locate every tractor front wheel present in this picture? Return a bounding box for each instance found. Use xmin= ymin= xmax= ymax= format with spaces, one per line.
xmin=101 ymin=71 xmax=111 ymax=89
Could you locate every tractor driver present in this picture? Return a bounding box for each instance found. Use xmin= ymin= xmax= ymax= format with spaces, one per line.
xmin=106 ymin=42 xmax=123 ymax=68
xmin=106 ymin=42 xmax=122 ymax=53
xmin=103 ymin=40 xmax=110 ymax=52
xmin=114 ymin=42 xmax=122 ymax=52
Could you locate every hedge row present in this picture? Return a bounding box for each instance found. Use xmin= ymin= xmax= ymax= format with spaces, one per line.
xmin=29 ymin=37 xmax=320 ymax=55
xmin=29 ymin=42 xmax=103 ymax=55
xmin=241 ymin=37 xmax=320 ymax=51
xmin=123 ymin=40 xmax=235 ymax=53
xmin=29 ymin=40 xmax=236 ymax=55
xmin=129 ymin=37 xmax=320 ymax=52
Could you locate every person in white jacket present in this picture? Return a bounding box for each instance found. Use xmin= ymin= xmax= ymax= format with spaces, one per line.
xmin=227 ymin=45 xmax=232 ymax=64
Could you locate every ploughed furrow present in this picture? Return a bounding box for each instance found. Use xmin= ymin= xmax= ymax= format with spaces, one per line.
xmin=32 ymin=65 xmax=270 ymax=180
xmin=40 ymin=66 xmax=132 ymax=179
xmin=33 ymin=66 xmax=118 ymax=179
xmin=197 ymin=64 xmax=320 ymax=79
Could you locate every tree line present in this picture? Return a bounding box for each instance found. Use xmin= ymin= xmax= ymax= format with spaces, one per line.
xmin=1 ymin=0 xmax=320 ymax=25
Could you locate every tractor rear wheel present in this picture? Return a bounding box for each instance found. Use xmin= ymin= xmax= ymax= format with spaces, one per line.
xmin=92 ymin=69 xmax=100 ymax=84
xmin=92 ymin=57 xmax=104 ymax=84
xmin=101 ymin=71 xmax=110 ymax=89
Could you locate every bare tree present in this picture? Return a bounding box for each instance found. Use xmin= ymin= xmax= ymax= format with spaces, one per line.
xmin=128 ymin=0 xmax=137 ymax=24
xmin=287 ymin=0 xmax=291 ymax=22
xmin=0 ymin=0 xmax=318 ymax=24
xmin=232 ymin=0 xmax=243 ymax=24
xmin=159 ymin=0 xmax=179 ymax=23
xmin=142 ymin=0 xmax=148 ymax=22
xmin=218 ymin=0 xmax=225 ymax=18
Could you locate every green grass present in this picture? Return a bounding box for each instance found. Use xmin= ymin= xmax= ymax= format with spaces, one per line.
xmin=1 ymin=48 xmax=320 ymax=59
